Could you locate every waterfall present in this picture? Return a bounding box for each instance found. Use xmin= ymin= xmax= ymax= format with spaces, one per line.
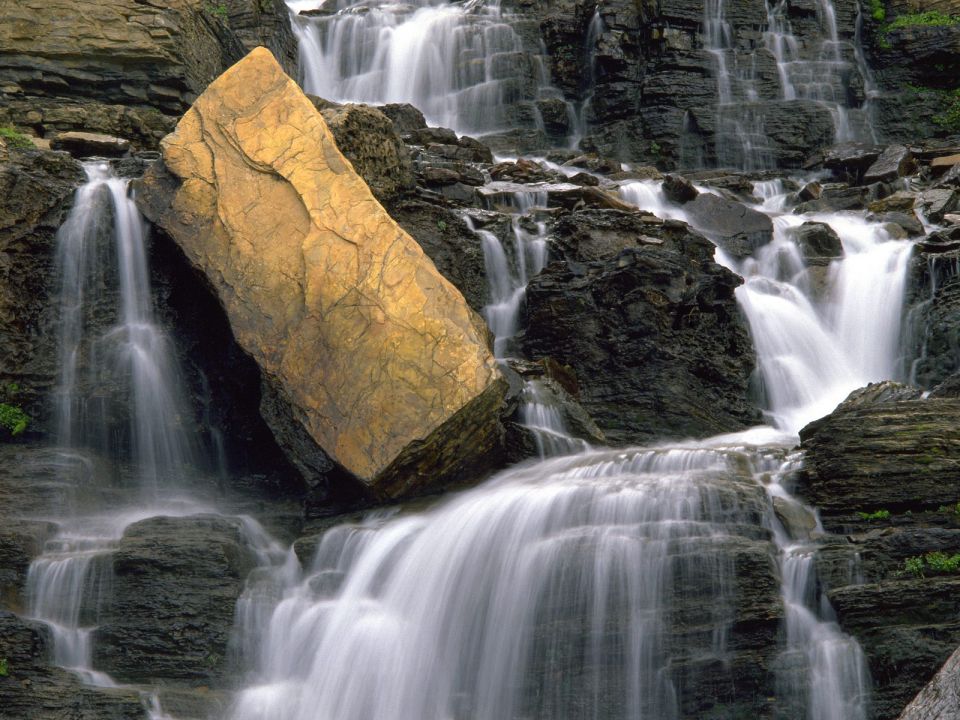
xmin=467 ymin=188 xmax=590 ymax=456
xmin=704 ymin=0 xmax=875 ymax=169
xmin=53 ymin=162 xmax=195 ymax=492
xmin=286 ymin=0 xmax=564 ymax=139
xmin=228 ymin=442 xmax=772 ymax=720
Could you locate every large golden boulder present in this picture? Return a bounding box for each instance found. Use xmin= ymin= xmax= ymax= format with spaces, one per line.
xmin=138 ymin=48 xmax=505 ymax=499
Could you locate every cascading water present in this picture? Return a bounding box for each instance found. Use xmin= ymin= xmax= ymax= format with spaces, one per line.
xmin=27 ymin=162 xmax=201 ymax=688
xmin=23 ymin=163 xmax=279 ymax=719
xmin=703 ymin=0 xmax=875 ymax=169
xmin=287 ymin=0 xmax=569 ymax=140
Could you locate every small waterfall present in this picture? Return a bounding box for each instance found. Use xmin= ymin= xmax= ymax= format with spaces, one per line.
xmin=762 ymin=0 xmax=874 ymax=143
xmin=765 ymin=460 xmax=871 ymax=720
xmin=703 ymin=0 xmax=875 ymax=168
xmin=287 ymin=0 xmax=557 ymax=138
xmin=54 ymin=162 xmax=195 ymax=492
xmin=468 ymin=191 xmax=588 ymax=456
xmin=702 ymin=0 xmax=775 ymax=170
xmin=571 ymin=9 xmax=604 ymax=148
xmin=731 ymin=189 xmax=913 ymax=433
xmin=26 ymin=162 xmax=232 ymax=699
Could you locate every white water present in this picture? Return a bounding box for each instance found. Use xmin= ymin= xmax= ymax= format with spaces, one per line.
xmin=24 ymin=163 xmax=281 ymax=719
xmin=619 ymin=177 xmax=913 ymax=434
xmin=228 ymin=439 xmax=781 ymax=720
xmin=287 ymin=0 xmax=569 ymax=139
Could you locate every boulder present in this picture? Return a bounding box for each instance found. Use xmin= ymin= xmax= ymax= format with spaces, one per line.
xmin=313 ymin=100 xmax=416 ymax=201
xmin=519 ymin=221 xmax=760 ymax=444
xmin=378 ymin=103 xmax=428 ymax=134
xmin=798 ymin=382 xmax=960 ymax=523
xmin=50 ymin=131 xmax=130 ymax=158
xmin=818 ymin=143 xmax=884 ymax=182
xmin=792 ymin=221 xmax=843 ymax=262
xmin=137 ymin=48 xmax=506 ymax=500
xmin=868 ymin=211 xmax=925 ymax=237
xmin=662 ymin=174 xmax=698 ymax=204
xmin=918 ymin=188 xmax=960 ymax=224
xmin=931 ymin=154 xmax=960 ymax=177
xmin=898 ymin=644 xmax=960 ymax=720
xmin=863 ymin=144 xmax=918 ymax=184
xmin=93 ymin=515 xmax=255 ymax=684
xmin=683 ymin=193 xmax=774 ymax=259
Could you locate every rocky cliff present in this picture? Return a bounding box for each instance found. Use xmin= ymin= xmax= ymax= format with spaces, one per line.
xmin=0 ymin=0 xmax=295 ymax=149
xmin=137 ymin=48 xmax=507 ymax=501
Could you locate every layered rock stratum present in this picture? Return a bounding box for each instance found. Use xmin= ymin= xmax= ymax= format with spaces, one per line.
xmin=138 ymin=48 xmax=507 ymax=500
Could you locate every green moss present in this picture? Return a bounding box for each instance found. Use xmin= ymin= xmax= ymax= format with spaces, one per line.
xmin=869 ymin=0 xmax=886 ymax=22
xmin=0 ymin=126 xmax=33 ymax=150
xmin=933 ymin=89 xmax=960 ymax=132
xmin=0 ymin=657 xmax=7 ymax=677
xmin=856 ymin=509 xmax=891 ymax=521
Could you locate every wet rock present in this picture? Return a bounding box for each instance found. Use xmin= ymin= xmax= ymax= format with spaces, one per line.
xmin=792 ymin=221 xmax=843 ymax=263
xmin=519 ymin=230 xmax=760 ymax=444
xmin=829 ymin=576 xmax=960 ymax=720
xmin=772 ymin=496 xmax=818 ymax=542
xmin=403 ymin=127 xmax=494 ymax=164
xmin=898 ymin=644 xmax=960 ymax=720
xmin=0 ymin=611 xmax=145 ymax=719
xmin=490 ymin=158 xmax=554 ymax=184
xmin=315 ymin=101 xmax=416 ymax=201
xmin=0 ymin=148 xmax=84 ymax=432
xmin=798 ymin=382 xmax=960 ymax=524
xmin=683 ymin=193 xmax=774 ymax=259
xmin=931 ymin=154 xmax=960 ymax=178
xmin=662 ymin=174 xmax=698 ymax=204
xmin=868 ymin=211 xmax=925 ymax=238
xmin=797 ymin=184 xmax=870 ymax=213
xmin=918 ymin=188 xmax=960 ymax=224
xmin=863 ymin=145 xmax=918 ymax=184
xmin=817 ymin=143 xmax=884 ymax=183
xmin=378 ymin=103 xmax=427 ymax=134
xmin=137 ymin=49 xmax=506 ymax=501
xmin=94 ymin=515 xmax=255 ymax=684
xmin=50 ymin=131 xmax=131 ymax=158
xmin=906 ymin=239 xmax=960 ymax=388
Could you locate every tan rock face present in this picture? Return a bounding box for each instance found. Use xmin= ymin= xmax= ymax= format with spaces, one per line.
xmin=139 ymin=48 xmax=505 ymax=498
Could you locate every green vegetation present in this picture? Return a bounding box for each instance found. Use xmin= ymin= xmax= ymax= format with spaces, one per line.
xmin=933 ymin=89 xmax=960 ymax=133
xmin=876 ymin=11 xmax=960 ymax=49
xmin=0 ymin=383 xmax=29 ymax=438
xmin=903 ymin=551 xmax=960 ymax=578
xmin=436 ymin=219 xmax=448 ymax=232
xmin=0 ymin=657 xmax=7 ymax=677
xmin=885 ymin=10 xmax=959 ymax=30
xmin=206 ymin=3 xmax=228 ymax=19
xmin=869 ymin=0 xmax=885 ymax=22
xmin=0 ymin=125 xmax=33 ymax=150
xmin=938 ymin=501 xmax=960 ymax=515
xmin=856 ymin=509 xmax=891 ymax=521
